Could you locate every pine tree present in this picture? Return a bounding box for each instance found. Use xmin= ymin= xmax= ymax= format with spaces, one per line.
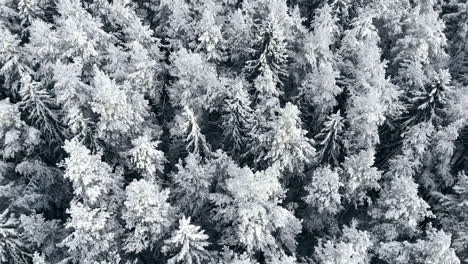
xmin=219 ymin=248 xmax=259 ymax=264
xmin=223 ymin=7 xmax=256 ymax=70
xmin=251 ymin=67 xmax=281 ymax=117
xmin=245 ymin=0 xmax=290 ymax=87
xmin=60 ymin=138 xmax=123 ymax=263
xmin=97 ymin=0 xmax=165 ymax=102
xmin=265 ymin=250 xmax=298 ymax=264
xmin=392 ymin=0 xmax=449 ymax=94
xmin=0 ymin=211 xmax=29 ymax=264
xmin=31 ymin=252 xmax=47 ymax=264
xmin=18 ymin=214 xmax=61 ymax=262
xmin=0 ymin=26 xmax=25 ymax=96
xmin=433 ymin=171 xmax=468 ymax=260
xmin=26 ymin=0 xmax=112 ymax=70
xmin=443 ymin=0 xmax=468 ymax=85
xmin=195 ymin=0 xmax=224 ymax=60
xmin=0 ymin=99 xmax=40 ymax=159
xmin=60 ymin=201 xmax=122 ymax=263
xmin=17 ymin=0 xmax=44 ymax=27
xmin=13 ymin=160 xmax=69 ymax=213
xmin=62 ymin=138 xmax=121 ymax=206
xmin=158 ymin=0 xmax=197 ymax=49
xmin=18 ymin=73 xmax=64 ymax=145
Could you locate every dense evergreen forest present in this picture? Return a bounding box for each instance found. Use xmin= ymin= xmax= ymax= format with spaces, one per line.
xmin=1 ymin=0 xmax=468 ymax=263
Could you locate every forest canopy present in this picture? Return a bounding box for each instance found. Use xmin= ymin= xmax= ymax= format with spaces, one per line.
xmin=1 ymin=0 xmax=468 ymax=263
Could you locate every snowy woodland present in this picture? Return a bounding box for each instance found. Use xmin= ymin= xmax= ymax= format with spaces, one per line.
xmin=1 ymin=0 xmax=468 ymax=263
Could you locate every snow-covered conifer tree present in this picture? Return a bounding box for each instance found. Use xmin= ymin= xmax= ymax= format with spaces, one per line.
xmin=298 ymin=4 xmax=341 ymax=116
xmin=304 ymin=165 xmax=343 ymax=215
xmin=171 ymin=153 xmax=215 ymax=216
xmin=221 ymin=79 xmax=255 ymax=158
xmin=342 ymin=149 xmax=381 ymax=205
xmin=316 ymin=111 xmax=345 ymax=166
xmin=60 ymin=139 xmax=123 ymax=263
xmin=265 ymin=102 xmax=315 ymax=173
xmin=314 ymin=224 xmax=372 ymax=264
xmin=122 ymin=179 xmax=175 ymax=253
xmin=340 ymin=7 xmax=400 ymax=151
xmin=211 ymin=164 xmax=301 ymax=254
xmin=170 ymin=106 xmax=211 ymax=155
xmin=162 ymin=216 xmax=211 ymax=264
xmin=128 ymin=134 xmax=166 ymax=181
